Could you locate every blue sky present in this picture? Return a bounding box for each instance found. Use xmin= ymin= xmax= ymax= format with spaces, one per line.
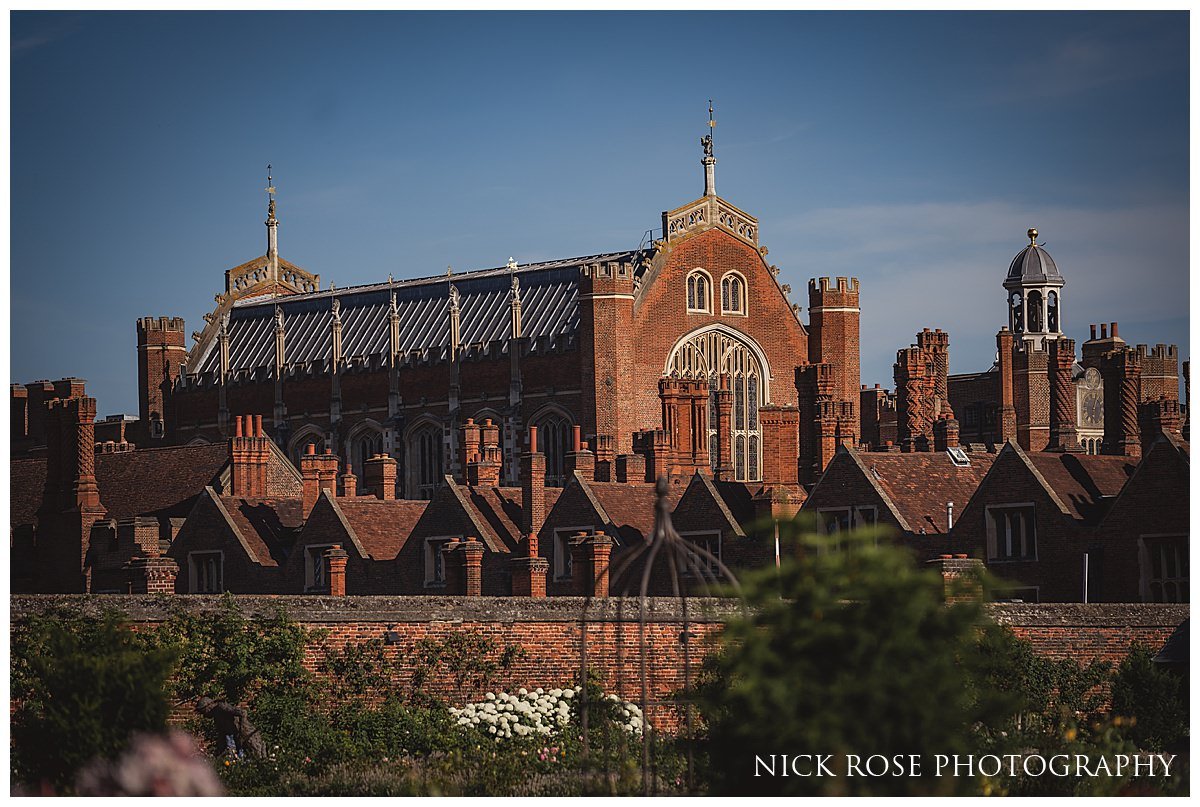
xmin=11 ymin=11 xmax=1189 ymax=416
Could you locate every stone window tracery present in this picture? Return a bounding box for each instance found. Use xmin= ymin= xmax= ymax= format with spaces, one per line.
xmin=721 ymin=273 xmax=746 ymax=315
xmin=534 ymin=412 xmax=572 ymax=486
xmin=665 ymin=326 xmax=767 ymax=482
xmin=686 ymin=270 xmax=711 ymax=313
xmin=407 ymin=422 xmax=444 ymax=500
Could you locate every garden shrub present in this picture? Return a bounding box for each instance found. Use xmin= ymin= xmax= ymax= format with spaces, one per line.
xmin=10 ymin=610 xmax=178 ymax=791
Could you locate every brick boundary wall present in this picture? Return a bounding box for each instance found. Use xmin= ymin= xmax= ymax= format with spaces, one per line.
xmin=10 ymin=597 xmax=1188 ymax=727
xmin=987 ymin=603 xmax=1189 ymax=666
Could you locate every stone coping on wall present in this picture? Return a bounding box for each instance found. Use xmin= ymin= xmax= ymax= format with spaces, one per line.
xmin=9 ymin=595 xmax=745 ymax=624
xmin=986 ymin=603 xmax=1188 ymax=628
xmin=9 ymin=595 xmax=1187 ymax=629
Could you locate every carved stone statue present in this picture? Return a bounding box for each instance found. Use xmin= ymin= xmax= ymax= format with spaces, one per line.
xmin=701 ymin=133 xmax=714 ymax=159
xmin=195 ymin=697 xmax=267 ymax=759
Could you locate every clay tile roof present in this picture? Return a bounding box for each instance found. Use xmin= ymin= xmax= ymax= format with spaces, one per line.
xmin=586 ymin=481 xmax=684 ymax=541
xmin=467 ymin=487 xmax=524 ymax=549
xmin=10 ymin=443 xmax=229 ymax=529
xmin=218 ymin=496 xmax=303 ymax=567
xmin=711 ymin=480 xmax=758 ymax=527
xmin=96 ymin=443 xmax=230 ymax=521
xmin=863 ymin=451 xmax=997 ymax=535
xmin=1025 ymin=452 xmax=1136 ymax=524
xmin=334 ymin=498 xmax=430 ymax=560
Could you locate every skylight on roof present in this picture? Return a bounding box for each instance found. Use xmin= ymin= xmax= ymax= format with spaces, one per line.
xmin=947 ymin=447 xmax=971 ymax=467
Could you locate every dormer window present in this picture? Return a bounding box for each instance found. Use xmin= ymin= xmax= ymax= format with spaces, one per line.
xmin=686 ymin=270 xmax=711 ymax=313
xmin=721 ymin=273 xmax=746 ymax=315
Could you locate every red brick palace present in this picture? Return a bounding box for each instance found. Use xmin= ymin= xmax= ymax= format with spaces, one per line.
xmin=10 ymin=132 xmax=1188 ymax=603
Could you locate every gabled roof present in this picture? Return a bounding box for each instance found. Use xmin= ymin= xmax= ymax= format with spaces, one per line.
xmin=833 ymin=447 xmax=996 ymax=535
xmin=445 ymin=479 xmax=510 ymax=553
xmin=10 ymin=443 xmax=231 ymax=529
xmin=711 ymin=480 xmax=757 ymax=529
xmin=1094 ymin=433 xmax=1188 ymax=531
xmin=194 ymin=252 xmax=637 ymax=375
xmin=1025 ymin=451 xmax=1135 ymax=525
xmin=217 ymin=495 xmax=302 ymax=567
xmin=326 ymin=495 xmax=430 ymax=560
xmin=674 ymin=472 xmax=746 ymax=537
xmin=583 ymin=477 xmax=684 ymax=542
xmin=466 ymin=486 xmax=524 ymax=549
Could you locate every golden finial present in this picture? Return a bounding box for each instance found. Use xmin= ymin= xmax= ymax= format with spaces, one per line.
xmin=1028 ymin=227 xmax=1038 ymax=246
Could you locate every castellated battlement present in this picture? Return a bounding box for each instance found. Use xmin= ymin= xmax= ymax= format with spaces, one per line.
xmin=916 ymin=327 xmax=950 ymax=350
xmin=1136 ymin=343 xmax=1179 ymax=361
xmin=137 ymin=316 xmax=186 ymax=335
xmin=809 ymin=276 xmax=860 ymax=301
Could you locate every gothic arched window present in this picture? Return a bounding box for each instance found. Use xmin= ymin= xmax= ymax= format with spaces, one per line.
xmin=721 ymin=273 xmax=746 ymax=315
xmin=665 ymin=326 xmax=767 ymax=482
xmin=534 ymin=411 xmax=572 ymax=486
xmin=349 ymin=426 xmax=384 ymax=482
xmin=288 ymin=428 xmax=325 ymax=468
xmin=686 ymin=270 xmax=711 ymax=313
xmin=1010 ymin=292 xmax=1024 ymax=333
xmin=406 ymin=422 xmax=444 ymax=500
xmin=1047 ymin=291 xmax=1059 ymax=333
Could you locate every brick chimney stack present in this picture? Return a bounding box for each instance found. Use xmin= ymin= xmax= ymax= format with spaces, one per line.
xmin=362 ymin=454 xmax=398 ymax=500
xmin=300 ymin=443 xmax=322 ymax=517
xmin=324 ymin=544 xmax=349 ymax=596
xmin=564 ymin=425 xmax=596 ymax=480
xmin=1049 ymin=338 xmax=1081 ymax=452
xmin=759 ymin=405 xmax=800 ymax=489
xmin=467 ymin=419 xmax=503 ymax=487
xmin=1139 ymin=398 xmax=1181 ymax=455
xmin=230 ymin=415 xmax=271 ymax=498
xmin=570 ymin=530 xmax=614 ymax=597
xmin=996 ymin=328 xmax=1017 ymax=442
xmin=1102 ymin=347 xmax=1142 ymax=458
xmin=513 ymin=427 xmax=550 ymax=597
xmin=340 ymin=460 xmax=357 ymax=498
xmin=318 ymin=447 xmax=339 ymax=496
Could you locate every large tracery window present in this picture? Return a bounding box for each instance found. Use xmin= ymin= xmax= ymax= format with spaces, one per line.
xmin=407 ymin=422 xmax=444 ymax=500
xmin=666 ymin=326 xmax=766 ymax=482
xmin=534 ymin=412 xmax=572 ymax=486
xmin=686 ymin=270 xmax=711 ymax=313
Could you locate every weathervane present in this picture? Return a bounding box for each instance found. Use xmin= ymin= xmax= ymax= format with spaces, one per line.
xmin=701 ymin=100 xmax=715 ymax=159
xmin=266 ymin=164 xmax=276 ymax=219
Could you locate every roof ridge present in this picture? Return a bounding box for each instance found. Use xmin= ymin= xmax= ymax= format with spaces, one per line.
xmin=233 ymin=249 xmax=637 ymax=309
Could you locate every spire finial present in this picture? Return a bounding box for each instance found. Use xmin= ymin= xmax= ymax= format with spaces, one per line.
xmin=701 ymin=100 xmax=716 ymax=197
xmin=1028 ymin=227 xmax=1038 ymax=246
xmin=265 ymin=164 xmax=279 ymax=275
xmin=266 ymin=163 xmax=276 ymax=221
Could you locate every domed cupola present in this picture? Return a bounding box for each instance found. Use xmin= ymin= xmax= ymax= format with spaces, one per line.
xmin=1003 ymin=227 xmax=1065 ymax=349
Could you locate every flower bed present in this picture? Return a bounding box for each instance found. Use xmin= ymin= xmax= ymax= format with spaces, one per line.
xmin=450 ymin=687 xmax=645 ymax=741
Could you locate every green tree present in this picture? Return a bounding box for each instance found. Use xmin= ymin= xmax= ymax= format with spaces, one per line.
xmin=695 ymin=529 xmax=1021 ymax=796
xmin=11 ymin=611 xmax=178 ymax=790
xmin=1110 ymin=644 xmax=1189 ymax=752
